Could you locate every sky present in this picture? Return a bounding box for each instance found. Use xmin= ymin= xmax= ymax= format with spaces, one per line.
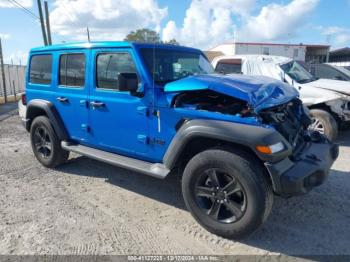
xmin=0 ymin=0 xmax=349 ymax=65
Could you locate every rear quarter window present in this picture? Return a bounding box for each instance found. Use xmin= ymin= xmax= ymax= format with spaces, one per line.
xmin=29 ymin=54 xmax=53 ymax=85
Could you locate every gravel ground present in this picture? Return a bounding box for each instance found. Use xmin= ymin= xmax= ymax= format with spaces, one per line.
xmin=0 ymin=114 xmax=349 ymax=256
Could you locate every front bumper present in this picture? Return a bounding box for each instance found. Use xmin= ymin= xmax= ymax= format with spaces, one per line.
xmin=265 ymin=140 xmax=339 ymax=197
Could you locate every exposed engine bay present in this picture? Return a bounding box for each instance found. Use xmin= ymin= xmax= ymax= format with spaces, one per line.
xmin=259 ymin=98 xmax=312 ymax=155
xmin=172 ymin=90 xmax=252 ymax=116
xmin=172 ymin=91 xmax=313 ymax=155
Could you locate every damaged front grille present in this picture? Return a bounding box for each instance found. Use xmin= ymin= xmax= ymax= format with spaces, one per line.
xmin=259 ymin=99 xmax=311 ymax=156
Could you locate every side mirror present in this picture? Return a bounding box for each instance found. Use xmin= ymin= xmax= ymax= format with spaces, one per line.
xmin=118 ymin=73 xmax=139 ymax=93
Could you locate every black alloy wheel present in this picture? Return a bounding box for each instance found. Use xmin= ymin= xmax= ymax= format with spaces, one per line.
xmin=182 ymin=149 xmax=273 ymax=239
xmin=194 ymin=168 xmax=246 ymax=223
xmin=33 ymin=126 xmax=52 ymax=159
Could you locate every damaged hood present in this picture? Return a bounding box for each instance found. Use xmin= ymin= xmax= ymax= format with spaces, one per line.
xmin=164 ymin=74 xmax=298 ymax=112
xmin=304 ymin=78 xmax=350 ymax=96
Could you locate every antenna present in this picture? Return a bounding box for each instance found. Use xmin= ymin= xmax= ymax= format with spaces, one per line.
xmin=87 ymin=27 xmax=91 ymax=43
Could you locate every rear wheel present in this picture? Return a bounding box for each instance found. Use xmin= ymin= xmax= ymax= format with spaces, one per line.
xmin=30 ymin=116 xmax=69 ymax=168
xmin=182 ymin=149 xmax=273 ymax=239
xmin=309 ymin=109 xmax=338 ymax=141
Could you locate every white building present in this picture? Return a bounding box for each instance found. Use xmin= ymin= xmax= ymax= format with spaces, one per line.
xmin=208 ymin=42 xmax=330 ymax=63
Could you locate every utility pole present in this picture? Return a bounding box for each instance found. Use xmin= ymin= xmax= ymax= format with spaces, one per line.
xmin=11 ymin=59 xmax=16 ymax=100
xmin=16 ymin=63 xmax=20 ymax=94
xmin=0 ymin=38 xmax=7 ymax=103
xmin=44 ymin=1 xmax=52 ymax=45
xmin=37 ymin=0 xmax=48 ymax=45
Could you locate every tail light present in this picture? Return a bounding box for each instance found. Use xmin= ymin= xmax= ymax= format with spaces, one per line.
xmin=21 ymin=93 xmax=27 ymax=105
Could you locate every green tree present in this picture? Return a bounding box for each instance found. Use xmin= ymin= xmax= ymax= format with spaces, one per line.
xmin=164 ymin=38 xmax=179 ymax=45
xmin=124 ymin=28 xmax=180 ymax=45
xmin=124 ymin=28 xmax=160 ymax=43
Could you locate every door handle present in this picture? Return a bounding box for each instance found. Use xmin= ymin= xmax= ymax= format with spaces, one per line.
xmin=57 ymin=97 xmax=68 ymax=103
xmin=90 ymin=101 xmax=105 ymax=109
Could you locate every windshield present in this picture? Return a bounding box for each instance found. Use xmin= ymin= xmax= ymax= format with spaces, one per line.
xmin=280 ymin=60 xmax=316 ymax=84
xmin=140 ymin=48 xmax=214 ymax=84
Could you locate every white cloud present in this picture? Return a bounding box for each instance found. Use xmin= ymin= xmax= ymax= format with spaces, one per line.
xmin=162 ymin=0 xmax=320 ymax=49
xmin=237 ymin=0 xmax=319 ymax=41
xmin=162 ymin=0 xmax=255 ymax=49
xmin=0 ymin=33 xmax=10 ymax=40
xmin=5 ymin=50 xmax=28 ymax=65
xmin=50 ymin=0 xmax=168 ymax=41
xmin=0 ymin=0 xmax=32 ymax=8
xmin=321 ymin=26 xmax=350 ymax=47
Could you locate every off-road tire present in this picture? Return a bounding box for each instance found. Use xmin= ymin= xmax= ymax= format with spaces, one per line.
xmin=30 ymin=116 xmax=69 ymax=168
xmin=309 ymin=109 xmax=338 ymax=141
xmin=182 ymin=148 xmax=273 ymax=239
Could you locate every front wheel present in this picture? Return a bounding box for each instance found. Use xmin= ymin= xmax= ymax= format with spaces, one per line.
xmin=309 ymin=109 xmax=338 ymax=141
xmin=182 ymin=149 xmax=273 ymax=239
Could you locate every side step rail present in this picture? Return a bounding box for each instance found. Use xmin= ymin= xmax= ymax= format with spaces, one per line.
xmin=61 ymin=142 xmax=170 ymax=179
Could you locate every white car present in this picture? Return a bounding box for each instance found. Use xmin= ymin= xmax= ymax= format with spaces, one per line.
xmin=212 ymin=55 xmax=350 ymax=140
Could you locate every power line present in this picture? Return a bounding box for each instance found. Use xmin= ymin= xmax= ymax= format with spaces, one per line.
xmin=7 ymin=0 xmax=40 ymax=21
xmin=7 ymin=0 xmax=69 ymax=44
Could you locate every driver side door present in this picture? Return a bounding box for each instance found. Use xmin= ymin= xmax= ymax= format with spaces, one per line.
xmin=87 ymin=48 xmax=150 ymax=158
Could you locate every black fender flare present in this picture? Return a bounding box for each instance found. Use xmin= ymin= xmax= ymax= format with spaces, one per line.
xmin=163 ymin=119 xmax=292 ymax=169
xmin=25 ymin=99 xmax=69 ymax=140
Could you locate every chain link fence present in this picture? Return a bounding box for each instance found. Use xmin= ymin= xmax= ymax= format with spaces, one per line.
xmin=0 ymin=64 xmax=26 ymax=103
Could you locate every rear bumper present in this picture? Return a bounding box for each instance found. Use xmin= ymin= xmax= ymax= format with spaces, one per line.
xmin=21 ymin=118 xmax=30 ymax=130
xmin=265 ymin=141 xmax=339 ymax=197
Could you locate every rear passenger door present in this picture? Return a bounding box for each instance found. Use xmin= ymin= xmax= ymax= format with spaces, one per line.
xmin=53 ymin=50 xmax=90 ymax=143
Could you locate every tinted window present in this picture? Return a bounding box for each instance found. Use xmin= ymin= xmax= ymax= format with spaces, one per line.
xmin=215 ymin=62 xmax=242 ymax=74
xmin=96 ymin=53 xmax=137 ymax=90
xmin=29 ymin=54 xmax=52 ymax=84
xmin=59 ymin=53 xmax=85 ymax=87
xmin=315 ymin=64 xmax=344 ymax=80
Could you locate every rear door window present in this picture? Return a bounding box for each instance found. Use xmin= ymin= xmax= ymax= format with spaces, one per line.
xmin=59 ymin=53 xmax=86 ymax=87
xmin=215 ymin=59 xmax=242 ymax=74
xmin=29 ymin=54 xmax=52 ymax=85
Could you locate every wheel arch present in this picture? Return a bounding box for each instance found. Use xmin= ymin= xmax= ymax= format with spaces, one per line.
xmin=170 ymin=135 xmax=263 ymax=170
xmin=163 ymin=119 xmax=290 ymax=171
xmin=26 ymin=99 xmax=68 ymax=140
xmin=308 ymin=102 xmax=341 ymax=124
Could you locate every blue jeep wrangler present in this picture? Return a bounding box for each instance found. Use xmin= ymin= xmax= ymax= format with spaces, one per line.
xmin=20 ymin=42 xmax=338 ymax=239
